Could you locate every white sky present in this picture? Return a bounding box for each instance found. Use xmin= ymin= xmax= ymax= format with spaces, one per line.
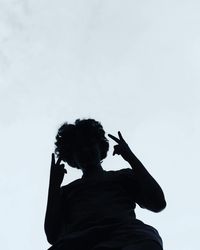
xmin=0 ymin=1 xmax=199 ymax=249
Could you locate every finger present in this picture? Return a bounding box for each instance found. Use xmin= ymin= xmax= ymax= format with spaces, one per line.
xmin=118 ymin=131 xmax=124 ymax=141
xmin=113 ymin=148 xmax=119 ymax=156
xmin=56 ymin=157 xmax=62 ymax=166
xmin=108 ymin=134 xmax=120 ymax=143
xmin=51 ymin=153 xmax=55 ymax=165
xmin=113 ymin=145 xmax=120 ymax=156
xmin=50 ymin=153 xmax=55 ymax=174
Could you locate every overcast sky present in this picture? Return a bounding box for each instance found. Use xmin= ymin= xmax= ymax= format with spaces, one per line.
xmin=1 ymin=1 xmax=199 ymax=249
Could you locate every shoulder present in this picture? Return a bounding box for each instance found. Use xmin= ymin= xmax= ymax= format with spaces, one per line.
xmin=117 ymin=168 xmax=134 ymax=175
xmin=103 ymin=168 xmax=137 ymax=185
xmin=105 ymin=168 xmax=133 ymax=174
xmin=61 ymin=178 xmax=82 ymax=193
xmin=107 ymin=168 xmax=139 ymax=199
xmin=113 ymin=168 xmax=139 ymax=189
xmin=60 ymin=168 xmax=135 ymax=191
xmin=111 ymin=168 xmax=135 ymax=178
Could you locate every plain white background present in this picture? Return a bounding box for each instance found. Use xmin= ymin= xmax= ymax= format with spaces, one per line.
xmin=0 ymin=1 xmax=199 ymax=249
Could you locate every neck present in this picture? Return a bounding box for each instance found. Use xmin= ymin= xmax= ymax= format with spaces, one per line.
xmin=81 ymin=163 xmax=104 ymax=178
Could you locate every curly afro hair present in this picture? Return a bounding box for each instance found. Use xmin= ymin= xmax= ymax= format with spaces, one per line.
xmin=54 ymin=118 xmax=109 ymax=169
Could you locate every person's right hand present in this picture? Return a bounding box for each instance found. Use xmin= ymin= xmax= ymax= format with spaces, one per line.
xmin=49 ymin=153 xmax=67 ymax=188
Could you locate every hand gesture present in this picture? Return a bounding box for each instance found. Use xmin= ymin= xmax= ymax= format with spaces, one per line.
xmin=49 ymin=153 xmax=67 ymax=188
xmin=108 ymin=131 xmax=134 ymax=162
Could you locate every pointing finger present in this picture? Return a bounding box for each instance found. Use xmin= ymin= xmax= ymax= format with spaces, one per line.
xmin=50 ymin=153 xmax=55 ymax=173
xmin=118 ymin=131 xmax=124 ymax=141
xmin=108 ymin=133 xmax=120 ymax=143
xmin=56 ymin=157 xmax=62 ymax=166
xmin=51 ymin=153 xmax=55 ymax=165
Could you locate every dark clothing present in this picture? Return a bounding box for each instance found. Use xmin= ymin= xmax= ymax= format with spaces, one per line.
xmin=121 ymin=240 xmax=162 ymax=250
xmin=48 ymin=168 xmax=163 ymax=250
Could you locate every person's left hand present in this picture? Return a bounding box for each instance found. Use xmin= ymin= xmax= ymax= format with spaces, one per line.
xmin=108 ymin=131 xmax=134 ymax=162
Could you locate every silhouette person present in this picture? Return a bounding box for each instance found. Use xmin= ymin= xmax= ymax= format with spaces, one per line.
xmin=44 ymin=118 xmax=166 ymax=250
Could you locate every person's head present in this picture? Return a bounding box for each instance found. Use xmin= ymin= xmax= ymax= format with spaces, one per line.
xmin=54 ymin=118 xmax=109 ymax=170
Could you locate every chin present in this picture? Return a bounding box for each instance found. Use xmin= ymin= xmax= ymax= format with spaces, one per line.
xmin=82 ymin=160 xmax=96 ymax=166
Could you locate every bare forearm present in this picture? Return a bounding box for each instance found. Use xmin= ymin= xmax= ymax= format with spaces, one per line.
xmin=44 ymin=184 xmax=62 ymax=244
xmin=127 ymin=153 xmax=166 ymax=212
xmin=107 ymin=131 xmax=166 ymax=212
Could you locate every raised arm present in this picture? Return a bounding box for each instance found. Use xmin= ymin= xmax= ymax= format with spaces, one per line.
xmin=108 ymin=131 xmax=166 ymax=213
xmin=126 ymin=154 xmax=166 ymax=212
xmin=44 ymin=153 xmax=67 ymax=245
